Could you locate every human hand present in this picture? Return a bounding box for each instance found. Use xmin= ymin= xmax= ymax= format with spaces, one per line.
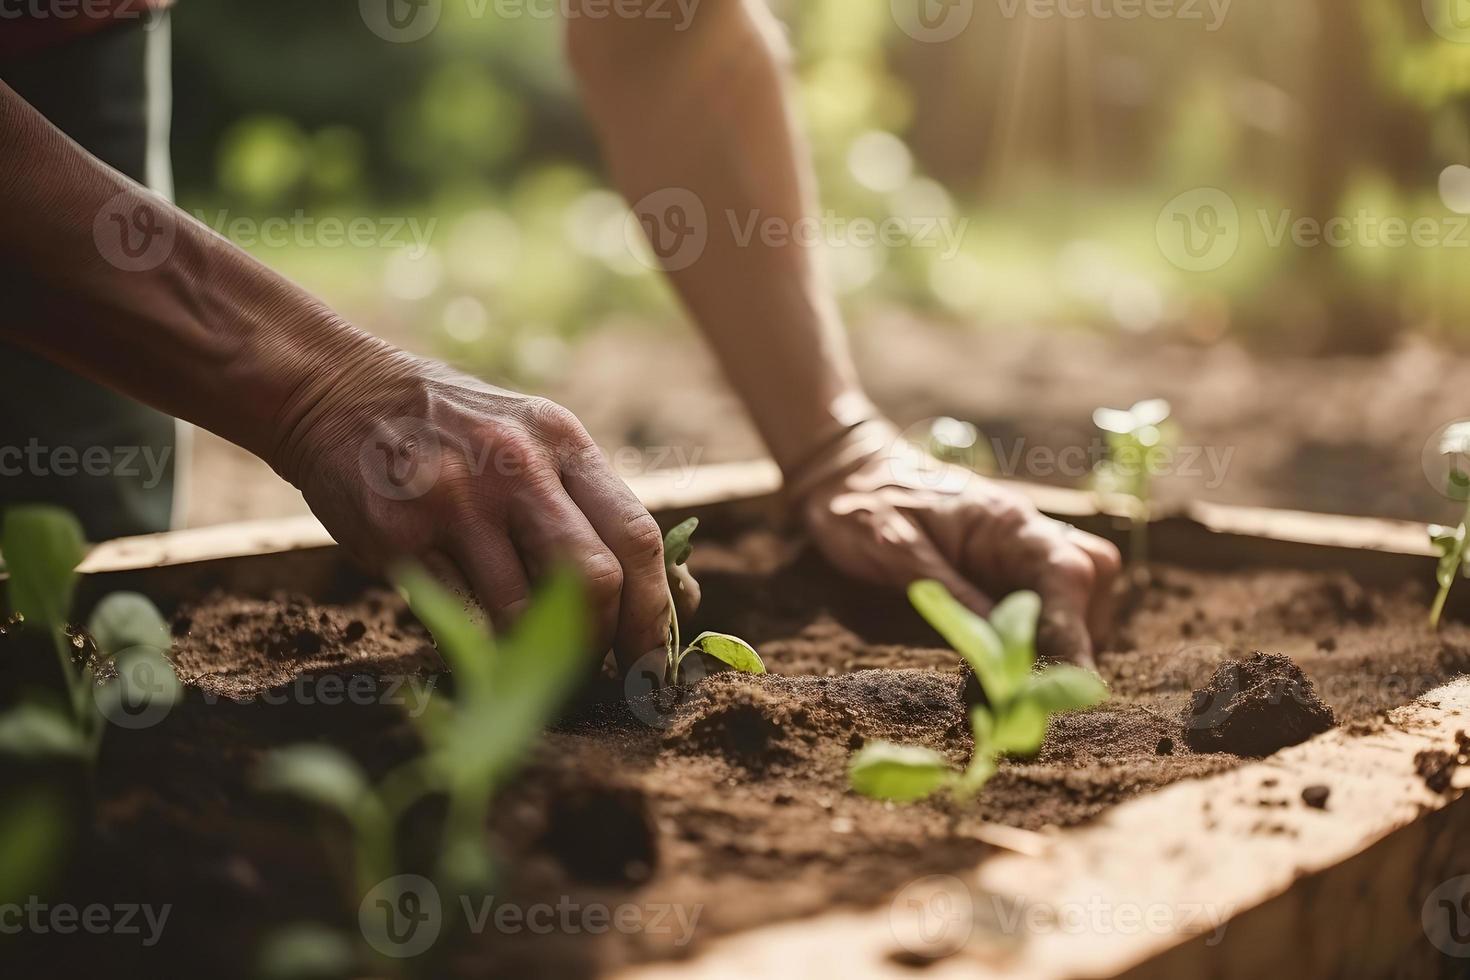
xmin=790 ymin=422 xmax=1121 ymax=666
xmin=272 ymin=351 xmax=676 ymax=673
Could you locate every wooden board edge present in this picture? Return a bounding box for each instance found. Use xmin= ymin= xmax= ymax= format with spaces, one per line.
xmin=41 ymin=461 xmax=1438 ymax=580
xmin=613 ymin=679 xmax=1470 ymax=980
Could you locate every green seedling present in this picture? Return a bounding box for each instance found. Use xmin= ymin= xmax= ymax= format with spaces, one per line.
xmin=662 ymin=518 xmax=764 ymax=685
xmin=256 ymin=567 xmax=588 ymax=974
xmin=0 ymin=505 xmax=179 ymax=762
xmin=850 ymin=581 xmax=1108 ymax=802
xmin=1092 ymin=399 xmax=1176 ymax=568
xmin=1429 ymin=423 xmax=1470 ymax=629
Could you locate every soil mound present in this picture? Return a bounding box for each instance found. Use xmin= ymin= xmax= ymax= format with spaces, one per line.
xmin=1182 ymin=652 xmax=1335 ymax=757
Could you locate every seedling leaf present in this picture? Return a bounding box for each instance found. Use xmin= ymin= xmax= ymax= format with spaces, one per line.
xmin=0 ymin=789 xmax=67 ymax=906
xmin=989 ymin=590 xmax=1040 ymax=684
xmin=395 ymin=566 xmax=494 ymax=697
xmin=1022 ymin=665 xmax=1109 ymax=713
xmin=989 ymin=699 xmax=1048 ymax=755
xmin=257 ymin=744 xmax=371 ymax=819
xmin=849 ymin=741 xmax=953 ymax=801
xmin=664 ymin=518 xmax=699 ymax=569
xmin=257 ymin=923 xmax=358 ymax=980
xmin=0 ymin=703 xmax=88 ymax=759
xmin=1 ymin=506 xmax=86 ymax=630
xmin=456 ymin=567 xmax=588 ymax=785
xmin=685 ymin=632 xmax=765 ymax=674
xmin=88 ymin=592 xmax=170 ymax=661
xmin=908 ymin=579 xmax=1011 ymax=701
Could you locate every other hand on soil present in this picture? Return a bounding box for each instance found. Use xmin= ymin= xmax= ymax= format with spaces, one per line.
xmin=791 ymin=422 xmax=1121 ymax=666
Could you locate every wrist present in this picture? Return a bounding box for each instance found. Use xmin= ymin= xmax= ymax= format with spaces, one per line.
xmin=261 ymin=316 xmax=426 ymax=491
xmin=781 ymin=417 xmax=902 ymax=506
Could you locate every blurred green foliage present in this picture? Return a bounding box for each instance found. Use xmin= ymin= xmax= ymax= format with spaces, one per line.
xmin=171 ymin=0 xmax=1470 ymax=379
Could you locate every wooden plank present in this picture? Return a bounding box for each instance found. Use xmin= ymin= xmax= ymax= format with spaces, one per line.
xmin=616 ymin=680 xmax=1470 ymax=980
xmin=46 ymin=460 xmax=1441 ymax=580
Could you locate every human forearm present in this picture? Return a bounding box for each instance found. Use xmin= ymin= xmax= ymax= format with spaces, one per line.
xmin=567 ymin=0 xmax=876 ymax=473
xmin=0 ymin=79 xmax=407 ymax=483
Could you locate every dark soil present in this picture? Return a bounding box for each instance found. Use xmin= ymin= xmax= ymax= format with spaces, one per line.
xmin=1181 ymin=652 xmax=1336 ymax=757
xmin=6 ymin=527 xmax=1470 ymax=978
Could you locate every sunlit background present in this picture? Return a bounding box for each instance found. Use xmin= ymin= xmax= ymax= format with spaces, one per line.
xmin=168 ymin=1 xmax=1470 ymax=525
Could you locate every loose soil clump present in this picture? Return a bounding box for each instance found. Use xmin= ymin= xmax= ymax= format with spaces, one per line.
xmin=1182 ymin=652 xmax=1336 ymax=757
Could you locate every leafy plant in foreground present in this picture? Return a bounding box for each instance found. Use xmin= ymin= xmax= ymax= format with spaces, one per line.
xmin=255 ymin=566 xmax=588 ymax=972
xmin=1429 ymin=423 xmax=1470 ymax=629
xmin=0 ymin=505 xmax=179 ymax=762
xmin=1092 ymin=399 xmax=1176 ymax=568
xmin=849 ymin=582 xmax=1108 ymax=802
xmin=662 ymin=518 xmax=764 ymax=685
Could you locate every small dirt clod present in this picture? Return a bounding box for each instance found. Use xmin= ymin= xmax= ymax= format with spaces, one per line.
xmin=1182 ymin=652 xmax=1335 ymax=757
xmin=1301 ymin=785 xmax=1331 ymax=809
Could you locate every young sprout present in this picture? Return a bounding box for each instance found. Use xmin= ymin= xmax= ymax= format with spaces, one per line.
xmin=0 ymin=505 xmax=179 ymax=762
xmin=256 ymin=567 xmax=589 ymax=973
xmin=1429 ymin=422 xmax=1470 ymax=629
xmin=849 ymin=582 xmax=1108 ymax=802
xmin=662 ymin=518 xmax=764 ymax=685
xmin=1092 ymin=399 xmax=1176 ymax=569
xmin=260 ymin=567 xmax=587 ymax=887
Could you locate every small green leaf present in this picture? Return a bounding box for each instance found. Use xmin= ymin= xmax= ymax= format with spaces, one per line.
xmin=0 ymin=788 xmax=68 ymax=905
xmin=1022 ymin=665 xmax=1109 ymax=714
xmin=454 ymin=567 xmax=588 ymax=787
xmin=257 ymin=744 xmax=371 ymax=819
xmin=989 ymin=699 xmax=1048 ymax=756
xmin=663 ymin=517 xmax=699 ymax=569
xmin=0 ymin=704 xmax=87 ymax=759
xmin=849 ymin=741 xmax=954 ymax=801
xmin=395 ymin=565 xmax=494 ymax=696
xmin=685 ymin=632 xmax=765 ymax=675
xmin=1 ymin=506 xmax=86 ymax=630
xmin=908 ymin=580 xmax=1012 ymax=702
xmin=989 ymin=590 xmax=1040 ymax=685
xmin=257 ymin=923 xmax=357 ymax=980
xmin=88 ymin=592 xmax=170 ymax=660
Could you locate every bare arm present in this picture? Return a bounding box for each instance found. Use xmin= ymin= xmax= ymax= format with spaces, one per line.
xmin=567 ymin=0 xmax=1122 ymax=662
xmin=565 ymin=0 xmax=873 ymax=473
xmin=0 ymin=80 xmax=672 ymax=668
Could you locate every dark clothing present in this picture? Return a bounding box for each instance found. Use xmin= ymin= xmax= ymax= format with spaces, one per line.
xmin=0 ymin=14 xmax=180 ymax=540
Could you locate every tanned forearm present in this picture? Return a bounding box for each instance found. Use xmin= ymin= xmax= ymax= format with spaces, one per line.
xmin=566 ymin=0 xmax=877 ymax=473
xmin=0 ymin=79 xmax=413 ymax=487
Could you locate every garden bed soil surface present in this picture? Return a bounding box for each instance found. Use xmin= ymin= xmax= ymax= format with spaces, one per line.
xmin=10 ymin=524 xmax=1470 ymax=978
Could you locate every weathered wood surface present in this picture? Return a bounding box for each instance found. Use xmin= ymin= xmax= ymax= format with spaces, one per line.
xmin=618 ymin=680 xmax=1470 ymax=979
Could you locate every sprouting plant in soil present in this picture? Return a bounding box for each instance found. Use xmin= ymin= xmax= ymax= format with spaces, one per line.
xmin=254 ymin=566 xmax=588 ymax=977
xmin=849 ymin=581 xmax=1108 ymax=802
xmin=1092 ymin=398 xmax=1176 ymax=569
xmin=0 ymin=505 xmax=179 ymax=764
xmin=1429 ymin=422 xmax=1470 ymax=629
xmin=662 ymin=517 xmax=764 ymax=685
